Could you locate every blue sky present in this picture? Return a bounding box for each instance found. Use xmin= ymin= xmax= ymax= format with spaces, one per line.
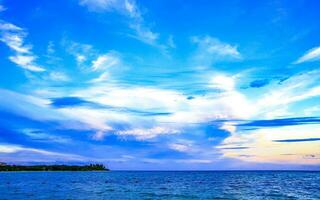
xmin=0 ymin=0 xmax=320 ymax=170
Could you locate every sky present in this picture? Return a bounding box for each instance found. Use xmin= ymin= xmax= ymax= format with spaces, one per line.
xmin=0 ymin=0 xmax=320 ymax=170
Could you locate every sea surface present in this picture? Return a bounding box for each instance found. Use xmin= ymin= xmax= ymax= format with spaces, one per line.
xmin=0 ymin=171 xmax=319 ymax=200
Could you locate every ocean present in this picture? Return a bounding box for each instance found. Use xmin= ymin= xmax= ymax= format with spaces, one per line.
xmin=0 ymin=171 xmax=319 ymax=199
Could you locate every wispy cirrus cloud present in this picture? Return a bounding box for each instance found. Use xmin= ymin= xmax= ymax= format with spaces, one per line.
xmin=255 ymin=70 xmax=320 ymax=118
xmin=89 ymin=52 xmax=122 ymax=82
xmin=64 ymin=41 xmax=96 ymax=65
xmin=0 ymin=143 xmax=90 ymax=163
xmin=47 ymin=72 xmax=70 ymax=82
xmin=169 ymin=143 xmax=190 ymax=152
xmin=168 ymin=140 xmax=196 ymax=153
xmin=0 ymin=21 xmax=45 ymax=72
xmin=80 ymin=0 xmax=137 ymax=15
xmin=191 ymin=36 xmax=241 ymax=65
xmin=20 ymin=129 xmax=71 ymax=144
xmin=116 ymin=126 xmax=180 ymax=141
xmin=64 ymin=40 xmax=122 ymax=82
xmin=79 ymin=0 xmax=167 ymax=49
xmin=91 ymin=52 xmax=120 ymax=71
xmin=294 ymin=46 xmax=320 ymax=64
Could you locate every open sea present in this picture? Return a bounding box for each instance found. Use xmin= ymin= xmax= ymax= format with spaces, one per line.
xmin=0 ymin=171 xmax=319 ymax=200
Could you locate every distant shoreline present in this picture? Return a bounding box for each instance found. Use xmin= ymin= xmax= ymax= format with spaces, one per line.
xmin=0 ymin=170 xmax=110 ymax=172
xmin=0 ymin=164 xmax=109 ymax=172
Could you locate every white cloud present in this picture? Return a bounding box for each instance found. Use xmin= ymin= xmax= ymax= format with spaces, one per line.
xmin=6 ymin=67 xmax=320 ymax=144
xmin=0 ymin=21 xmax=45 ymax=72
xmin=9 ymin=54 xmax=34 ymax=66
xmin=210 ymin=74 xmax=235 ymax=91
xmin=169 ymin=143 xmax=190 ymax=152
xmin=0 ymin=89 xmax=120 ymax=141
xmin=68 ymin=71 xmax=255 ymax=130
xmin=0 ymin=144 xmax=87 ymax=161
xmin=21 ymin=129 xmax=71 ymax=144
xmin=220 ymin=122 xmax=237 ymax=134
xmin=124 ymin=0 xmax=140 ymax=19
xmin=0 ymin=89 xmax=62 ymax=122
xmin=80 ymin=0 xmax=140 ymax=19
xmin=79 ymin=0 xmax=166 ymax=49
xmin=0 ymin=144 xmax=71 ymax=157
xmin=117 ymin=126 xmax=180 ymax=140
xmin=256 ymin=70 xmax=320 ymax=118
xmin=64 ymin=78 xmax=254 ymax=139
xmin=57 ymin=107 xmax=115 ymax=133
xmin=92 ymin=52 xmax=120 ymax=71
xmin=0 ymin=22 xmax=21 ymax=31
xmin=192 ymin=36 xmax=241 ymax=64
xmin=76 ymin=54 xmax=87 ymax=63
xmin=79 ymin=0 xmax=120 ymax=12
xmin=0 ymin=144 xmax=22 ymax=153
xmin=64 ymin=41 xmax=95 ymax=65
xmin=295 ymin=46 xmax=320 ymax=64
xmin=129 ymin=23 xmax=159 ymax=45
xmin=89 ymin=72 xmax=109 ymax=83
xmin=75 ymin=85 xmax=185 ymax=112
xmin=1 ymin=32 xmax=31 ymax=53
xmin=9 ymin=55 xmax=44 ymax=72
xmin=48 ymin=72 xmax=70 ymax=81
xmin=8 ymin=67 xmax=315 ymax=143
xmin=211 ymin=70 xmax=320 ymax=165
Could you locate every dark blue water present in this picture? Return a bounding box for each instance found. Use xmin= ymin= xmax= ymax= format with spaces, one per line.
xmin=0 ymin=171 xmax=319 ymax=199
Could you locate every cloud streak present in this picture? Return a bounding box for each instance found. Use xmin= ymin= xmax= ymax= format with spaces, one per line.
xmin=91 ymin=52 xmax=120 ymax=71
xmin=0 ymin=21 xmax=45 ymax=72
xmin=295 ymin=46 xmax=320 ymax=64
xmin=273 ymin=138 xmax=320 ymax=143
xmin=191 ymin=36 xmax=241 ymax=65
xmin=79 ymin=0 xmax=165 ymax=49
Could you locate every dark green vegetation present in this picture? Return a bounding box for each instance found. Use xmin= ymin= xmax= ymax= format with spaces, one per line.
xmin=0 ymin=163 xmax=109 ymax=171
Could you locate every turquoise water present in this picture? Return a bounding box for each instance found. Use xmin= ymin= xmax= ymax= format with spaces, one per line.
xmin=0 ymin=171 xmax=319 ymax=199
